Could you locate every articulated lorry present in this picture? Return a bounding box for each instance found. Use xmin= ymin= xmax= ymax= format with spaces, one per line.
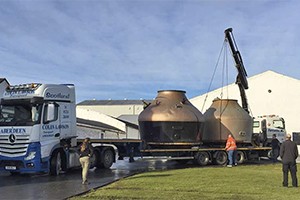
xmin=0 ymin=83 xmax=141 ymax=175
xmin=138 ymin=91 xmax=286 ymax=166
xmin=0 ymin=82 xmax=285 ymax=176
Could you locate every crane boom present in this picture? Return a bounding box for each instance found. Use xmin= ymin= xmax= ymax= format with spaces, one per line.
xmin=224 ymin=28 xmax=249 ymax=113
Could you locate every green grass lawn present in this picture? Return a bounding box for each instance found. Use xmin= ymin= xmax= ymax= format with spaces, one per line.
xmin=70 ymin=163 xmax=300 ymax=200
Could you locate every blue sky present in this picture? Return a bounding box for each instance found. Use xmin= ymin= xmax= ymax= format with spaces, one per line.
xmin=1 ymin=0 xmax=300 ymax=103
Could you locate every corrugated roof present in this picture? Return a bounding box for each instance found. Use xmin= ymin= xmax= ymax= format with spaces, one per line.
xmin=77 ymin=99 xmax=152 ymax=106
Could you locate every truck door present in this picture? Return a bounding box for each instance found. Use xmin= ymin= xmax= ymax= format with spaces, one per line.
xmin=40 ymin=102 xmax=60 ymax=158
xmin=59 ymin=103 xmax=72 ymax=138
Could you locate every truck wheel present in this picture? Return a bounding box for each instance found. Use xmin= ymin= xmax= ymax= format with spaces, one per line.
xmin=100 ymin=149 xmax=114 ymax=169
xmin=50 ymin=150 xmax=62 ymax=176
xmin=194 ymin=152 xmax=209 ymax=166
xmin=236 ymin=151 xmax=245 ymax=164
xmin=92 ymin=149 xmax=101 ymax=168
xmin=267 ymin=150 xmax=273 ymax=160
xmin=213 ymin=151 xmax=228 ymax=165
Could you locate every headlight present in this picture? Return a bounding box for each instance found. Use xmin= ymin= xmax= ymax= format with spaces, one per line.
xmin=25 ymin=151 xmax=36 ymax=161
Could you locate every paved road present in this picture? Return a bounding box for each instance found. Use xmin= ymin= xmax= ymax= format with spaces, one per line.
xmin=0 ymin=157 xmax=276 ymax=200
xmin=0 ymin=158 xmax=187 ymax=200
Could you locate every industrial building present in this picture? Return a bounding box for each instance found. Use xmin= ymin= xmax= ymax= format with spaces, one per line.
xmin=77 ymin=100 xmax=148 ymax=118
xmin=190 ymin=70 xmax=300 ymax=136
xmin=76 ymin=100 xmax=150 ymax=140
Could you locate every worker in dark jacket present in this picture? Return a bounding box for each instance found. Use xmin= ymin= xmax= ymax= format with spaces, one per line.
xmin=78 ymin=137 xmax=94 ymax=185
xmin=280 ymin=134 xmax=299 ymax=187
xmin=271 ymin=134 xmax=280 ymax=163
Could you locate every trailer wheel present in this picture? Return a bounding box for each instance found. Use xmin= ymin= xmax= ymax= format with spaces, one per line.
xmin=213 ymin=151 xmax=228 ymax=165
xmin=100 ymin=148 xmax=114 ymax=169
xmin=194 ymin=152 xmax=210 ymax=166
xmin=236 ymin=151 xmax=245 ymax=164
xmin=89 ymin=151 xmax=97 ymax=168
xmin=50 ymin=150 xmax=62 ymax=176
xmin=92 ymin=149 xmax=102 ymax=168
xmin=267 ymin=150 xmax=273 ymax=160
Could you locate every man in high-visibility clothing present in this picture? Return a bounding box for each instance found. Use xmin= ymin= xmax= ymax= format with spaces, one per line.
xmin=225 ymin=134 xmax=237 ymax=167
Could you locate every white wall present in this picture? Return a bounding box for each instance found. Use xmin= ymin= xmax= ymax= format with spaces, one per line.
xmin=77 ymin=105 xmax=144 ymax=118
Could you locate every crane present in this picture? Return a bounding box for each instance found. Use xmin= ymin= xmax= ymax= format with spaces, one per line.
xmin=224 ymin=28 xmax=249 ymax=113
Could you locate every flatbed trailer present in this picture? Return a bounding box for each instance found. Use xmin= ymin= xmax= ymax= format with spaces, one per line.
xmin=76 ymin=137 xmax=272 ymax=168
xmin=140 ymin=146 xmax=272 ymax=166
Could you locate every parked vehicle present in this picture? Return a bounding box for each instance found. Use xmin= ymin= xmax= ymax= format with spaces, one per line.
xmin=0 ymin=83 xmax=140 ymax=175
xmin=253 ymin=115 xmax=286 ymax=145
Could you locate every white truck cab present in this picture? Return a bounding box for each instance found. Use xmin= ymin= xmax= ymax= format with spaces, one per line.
xmin=0 ymin=83 xmax=79 ymax=175
xmin=253 ymin=115 xmax=286 ymax=144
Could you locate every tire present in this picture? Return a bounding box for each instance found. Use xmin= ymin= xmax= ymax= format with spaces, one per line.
xmin=50 ymin=150 xmax=62 ymax=176
xmin=213 ymin=151 xmax=228 ymax=165
xmin=267 ymin=150 xmax=273 ymax=160
xmin=194 ymin=152 xmax=210 ymax=166
xmin=100 ymin=149 xmax=114 ymax=169
xmin=92 ymin=149 xmax=102 ymax=168
xmin=236 ymin=151 xmax=245 ymax=164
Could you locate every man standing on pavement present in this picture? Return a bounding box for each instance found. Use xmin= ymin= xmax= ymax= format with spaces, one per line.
xmin=280 ymin=134 xmax=299 ymax=187
xmin=78 ymin=137 xmax=94 ymax=185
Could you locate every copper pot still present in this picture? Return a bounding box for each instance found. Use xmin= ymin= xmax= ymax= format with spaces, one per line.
xmin=203 ymin=98 xmax=253 ymax=144
xmin=138 ymin=90 xmax=205 ymax=147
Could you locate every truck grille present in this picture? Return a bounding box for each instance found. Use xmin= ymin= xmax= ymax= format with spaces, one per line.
xmin=0 ymin=134 xmax=30 ymax=157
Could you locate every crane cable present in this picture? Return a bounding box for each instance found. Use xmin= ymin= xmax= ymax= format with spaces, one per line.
xmin=219 ymin=40 xmax=230 ymax=119
xmin=221 ymin=41 xmax=230 ymax=100
xmin=201 ymin=34 xmax=254 ymax=117
xmin=201 ymin=40 xmax=227 ymax=112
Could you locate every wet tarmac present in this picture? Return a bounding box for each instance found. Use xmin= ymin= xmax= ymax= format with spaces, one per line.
xmin=0 ymin=157 xmax=187 ymax=200
xmin=0 ymin=157 xmax=278 ymax=200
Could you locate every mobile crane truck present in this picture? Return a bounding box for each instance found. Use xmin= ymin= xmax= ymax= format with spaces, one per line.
xmin=138 ymin=28 xmax=286 ymax=166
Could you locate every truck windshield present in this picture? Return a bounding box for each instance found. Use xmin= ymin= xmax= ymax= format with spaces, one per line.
xmin=0 ymin=104 xmax=42 ymax=126
xmin=273 ymin=120 xmax=285 ymax=129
